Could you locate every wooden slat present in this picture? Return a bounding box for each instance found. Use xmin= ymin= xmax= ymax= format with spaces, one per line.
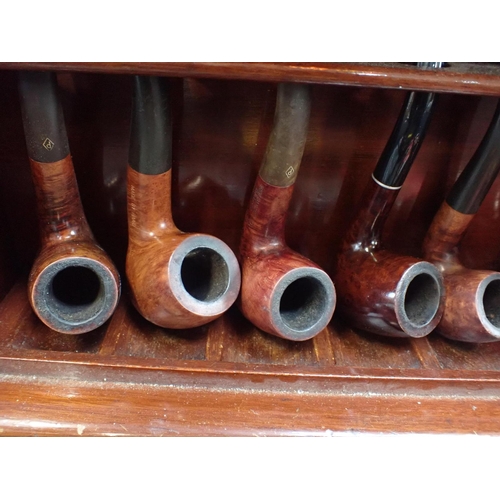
xmin=103 ymin=300 xmax=209 ymax=360
xmin=97 ymin=300 xmax=130 ymax=356
xmin=205 ymin=314 xmax=229 ymax=362
xmin=0 ymin=282 xmax=33 ymax=347
xmin=332 ymin=320 xmax=424 ymax=369
xmin=218 ymin=307 xmax=319 ymax=366
xmin=4 ymin=63 xmax=500 ymax=96
xmin=430 ymin=335 xmax=500 ymax=371
xmin=312 ymin=327 xmax=336 ymax=365
xmin=410 ymin=337 xmax=443 ymax=370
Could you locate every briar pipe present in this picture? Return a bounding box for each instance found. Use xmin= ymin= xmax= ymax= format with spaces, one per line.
xmin=126 ymin=76 xmax=240 ymax=328
xmin=239 ymin=83 xmax=336 ymax=341
xmin=423 ymin=101 xmax=500 ymax=342
xmin=18 ymin=71 xmax=121 ymax=334
xmin=335 ymin=62 xmax=445 ymax=338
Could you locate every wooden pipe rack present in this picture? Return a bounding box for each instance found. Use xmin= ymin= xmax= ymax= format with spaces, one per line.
xmin=1 ymin=62 xmax=500 ymax=435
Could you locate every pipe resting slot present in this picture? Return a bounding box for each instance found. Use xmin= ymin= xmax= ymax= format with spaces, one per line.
xmin=403 ymin=272 xmax=440 ymax=327
xmin=279 ymin=276 xmax=328 ymax=331
xmin=483 ymin=279 xmax=500 ymax=328
xmin=46 ymin=265 xmax=105 ymax=324
xmin=180 ymin=247 xmax=230 ymax=302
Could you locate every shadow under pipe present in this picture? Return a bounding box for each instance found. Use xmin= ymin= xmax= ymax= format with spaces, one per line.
xmin=18 ymin=71 xmax=121 ymax=334
xmin=423 ymin=101 xmax=500 ymax=343
xmin=239 ymin=83 xmax=336 ymax=341
xmin=334 ymin=62 xmax=445 ymax=338
xmin=126 ymin=76 xmax=241 ymax=328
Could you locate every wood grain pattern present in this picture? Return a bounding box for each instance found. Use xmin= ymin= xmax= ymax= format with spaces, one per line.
xmin=1 ymin=347 xmax=500 ymax=435
xmin=423 ymin=202 xmax=500 ymax=342
xmin=126 ymin=166 xmax=240 ymax=328
xmin=0 ymin=64 xmax=500 ymax=434
xmin=0 ymin=277 xmax=499 ymax=434
xmin=30 ymin=156 xmax=94 ymax=244
xmin=239 ymin=175 xmax=335 ymax=340
xmin=335 ymin=179 xmax=444 ymax=338
xmin=28 ymin=155 xmax=121 ymax=334
xmin=4 ymin=63 xmax=500 ymax=97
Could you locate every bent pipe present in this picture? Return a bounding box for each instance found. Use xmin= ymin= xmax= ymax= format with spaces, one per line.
xmin=18 ymin=71 xmax=121 ymax=334
xmin=334 ymin=62 xmax=445 ymax=338
xmin=126 ymin=76 xmax=240 ymax=328
xmin=423 ymin=101 xmax=500 ymax=343
xmin=239 ymin=83 xmax=336 ymax=341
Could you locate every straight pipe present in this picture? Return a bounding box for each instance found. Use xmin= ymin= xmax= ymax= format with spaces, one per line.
xmin=18 ymin=71 xmax=121 ymax=334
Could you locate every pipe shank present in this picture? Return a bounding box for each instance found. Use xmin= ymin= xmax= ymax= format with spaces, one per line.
xmin=259 ymin=83 xmax=311 ymax=187
xmin=18 ymin=71 xmax=121 ymax=334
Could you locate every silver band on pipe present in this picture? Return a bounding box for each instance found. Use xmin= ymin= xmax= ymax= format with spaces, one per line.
xmin=371 ymin=173 xmax=402 ymax=190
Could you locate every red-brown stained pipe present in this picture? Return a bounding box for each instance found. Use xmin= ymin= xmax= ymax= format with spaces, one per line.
xmin=423 ymin=102 xmax=500 ymax=343
xmin=19 ymin=72 xmax=121 ymax=334
xmin=334 ymin=67 xmax=445 ymax=338
xmin=239 ymin=83 xmax=336 ymax=341
xmin=126 ymin=76 xmax=241 ymax=328
xmin=335 ymin=180 xmax=444 ymax=337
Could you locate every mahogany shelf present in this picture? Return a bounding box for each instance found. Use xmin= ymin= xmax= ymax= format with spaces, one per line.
xmin=2 ymin=280 xmax=500 ymax=436
xmin=3 ymin=62 xmax=500 ymax=97
xmin=1 ymin=63 xmax=500 ymax=435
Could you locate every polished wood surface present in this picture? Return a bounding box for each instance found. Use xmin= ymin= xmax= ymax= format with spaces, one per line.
xmin=127 ymin=166 xmax=240 ymax=328
xmin=1 ymin=65 xmax=500 ymax=434
xmin=2 ymin=286 xmax=500 ymax=435
xmin=239 ymin=83 xmax=335 ymax=341
xmin=424 ymin=202 xmax=475 ymax=272
xmin=335 ymin=177 xmax=444 ymax=338
xmin=423 ymin=201 xmax=500 ymax=342
xmin=239 ymin=176 xmax=335 ymax=339
xmin=28 ymin=155 xmax=121 ymax=334
xmin=4 ymin=63 xmax=500 ymax=97
xmin=30 ymin=156 xmax=93 ymax=243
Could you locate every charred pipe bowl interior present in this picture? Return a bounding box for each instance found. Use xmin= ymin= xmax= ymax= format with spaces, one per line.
xmin=6 ymin=70 xmax=500 ymax=345
xmin=240 ymin=251 xmax=336 ymax=341
xmin=18 ymin=72 xmax=121 ymax=335
xmin=29 ymin=249 xmax=120 ymax=334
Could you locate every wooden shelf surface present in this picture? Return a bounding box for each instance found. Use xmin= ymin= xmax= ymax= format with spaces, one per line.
xmin=3 ymin=62 xmax=500 ymax=96
xmin=1 ymin=281 xmax=500 ymax=436
xmin=2 ymin=64 xmax=500 ymax=435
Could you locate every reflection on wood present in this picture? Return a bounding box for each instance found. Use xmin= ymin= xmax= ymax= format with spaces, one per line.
xmin=0 ymin=65 xmax=499 ymax=434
